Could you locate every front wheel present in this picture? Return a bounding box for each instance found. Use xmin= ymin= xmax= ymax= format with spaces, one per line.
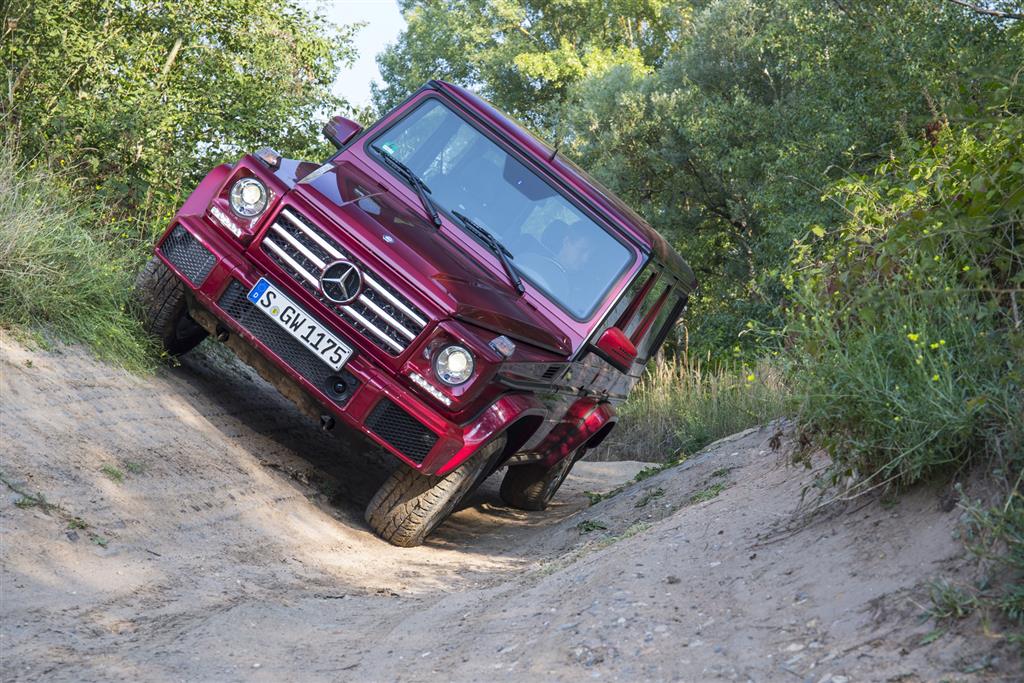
xmin=365 ymin=435 xmax=506 ymax=547
xmin=133 ymin=257 xmax=207 ymax=356
xmin=500 ymin=449 xmax=582 ymax=511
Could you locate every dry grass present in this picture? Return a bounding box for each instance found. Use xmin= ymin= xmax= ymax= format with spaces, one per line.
xmin=0 ymin=142 xmax=153 ymax=370
xmin=594 ymin=354 xmax=789 ymax=462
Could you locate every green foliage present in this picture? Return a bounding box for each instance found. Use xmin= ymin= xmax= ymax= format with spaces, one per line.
xmin=785 ymin=80 xmax=1023 ymax=488
xmin=374 ymin=0 xmax=688 ymax=126
xmin=566 ymin=1 xmax=1016 ymax=356
xmin=576 ymin=519 xmax=609 ymax=534
xmin=3 ymin=0 xmax=357 ymax=224
xmin=597 ymin=355 xmax=788 ymax=462
xmin=0 ymin=146 xmax=154 ymax=369
xmin=785 ymin=79 xmax=1023 ymax=630
xmin=927 ymin=579 xmax=979 ymax=621
xmin=377 ymin=1 xmax=1019 ymax=358
xmin=960 ymin=490 xmax=1024 ymax=634
xmin=689 ymin=481 xmax=726 ymax=504
xmin=1 ymin=1 xmax=356 ymax=359
xmin=100 ymin=464 xmax=125 ymax=483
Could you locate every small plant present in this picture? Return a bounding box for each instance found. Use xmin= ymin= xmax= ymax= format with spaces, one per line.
xmin=633 ymin=465 xmax=662 ymax=482
xmin=583 ymin=486 xmax=624 ymax=506
xmin=594 ymin=522 xmax=652 ymax=549
xmin=711 ymin=466 xmax=734 ymax=478
xmin=690 ymin=482 xmax=727 ymax=504
xmin=927 ymin=580 xmax=978 ymax=621
xmin=100 ymin=464 xmax=124 ymax=483
xmin=635 ymin=488 xmax=665 ymax=508
xmin=1 ymin=473 xmax=59 ymax=514
xmin=91 ymin=535 xmax=109 ymax=548
xmin=577 ymin=519 xmax=609 ymax=534
xmin=67 ymin=517 xmax=88 ymax=530
xmin=123 ymin=461 xmax=145 ymax=474
xmin=620 ymin=521 xmax=650 ymax=539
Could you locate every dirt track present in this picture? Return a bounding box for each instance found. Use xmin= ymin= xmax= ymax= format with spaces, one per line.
xmin=0 ymin=335 xmax=1018 ymax=681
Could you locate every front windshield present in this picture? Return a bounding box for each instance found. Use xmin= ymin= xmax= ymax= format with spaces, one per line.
xmin=369 ymin=98 xmax=634 ymax=319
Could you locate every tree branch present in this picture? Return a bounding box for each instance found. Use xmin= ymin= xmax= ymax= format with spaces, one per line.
xmin=943 ymin=0 xmax=1023 ymax=20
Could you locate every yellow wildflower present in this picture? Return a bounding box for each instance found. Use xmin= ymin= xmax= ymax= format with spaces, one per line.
xmin=907 ymin=333 xmax=919 ymax=342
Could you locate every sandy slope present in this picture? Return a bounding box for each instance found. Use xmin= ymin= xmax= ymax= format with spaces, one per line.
xmin=0 ymin=335 xmax=1018 ymax=682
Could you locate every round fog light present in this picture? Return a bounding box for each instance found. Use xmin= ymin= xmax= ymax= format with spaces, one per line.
xmin=433 ymin=345 xmax=474 ymax=386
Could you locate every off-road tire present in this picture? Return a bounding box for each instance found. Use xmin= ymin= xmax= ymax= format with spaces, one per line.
xmin=500 ymin=451 xmax=580 ymax=511
xmin=365 ymin=435 xmax=506 ymax=547
xmin=133 ymin=257 xmax=207 ymax=356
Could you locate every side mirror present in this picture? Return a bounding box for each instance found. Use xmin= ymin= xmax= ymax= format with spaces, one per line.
xmin=593 ymin=327 xmax=638 ymax=372
xmin=323 ymin=116 xmax=363 ymax=148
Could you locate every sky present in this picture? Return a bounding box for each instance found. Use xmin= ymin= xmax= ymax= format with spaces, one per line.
xmin=301 ymin=0 xmax=408 ymax=108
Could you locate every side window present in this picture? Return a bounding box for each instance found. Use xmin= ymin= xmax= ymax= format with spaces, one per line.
xmin=604 ymin=269 xmax=657 ymax=333
xmin=624 ymin=279 xmax=669 ymax=343
xmin=637 ymin=292 xmax=686 ymax=360
xmin=596 ymin=265 xmax=685 ymax=362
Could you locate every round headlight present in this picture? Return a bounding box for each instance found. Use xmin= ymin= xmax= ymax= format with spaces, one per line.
xmin=433 ymin=345 xmax=475 ymax=386
xmin=229 ymin=177 xmax=268 ymax=217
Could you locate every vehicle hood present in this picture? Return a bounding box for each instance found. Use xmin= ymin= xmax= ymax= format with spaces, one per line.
xmin=290 ymin=158 xmax=572 ymax=355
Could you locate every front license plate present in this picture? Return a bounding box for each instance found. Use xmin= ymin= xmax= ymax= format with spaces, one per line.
xmin=247 ymin=278 xmax=353 ymax=371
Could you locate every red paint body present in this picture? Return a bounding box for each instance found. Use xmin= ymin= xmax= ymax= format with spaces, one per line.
xmin=153 ymin=81 xmax=696 ymax=479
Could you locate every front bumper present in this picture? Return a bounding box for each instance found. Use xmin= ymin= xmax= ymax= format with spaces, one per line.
xmin=156 ymin=215 xmax=504 ymax=474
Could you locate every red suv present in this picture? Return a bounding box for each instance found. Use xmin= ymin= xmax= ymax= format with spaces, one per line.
xmin=135 ymin=80 xmax=696 ymax=546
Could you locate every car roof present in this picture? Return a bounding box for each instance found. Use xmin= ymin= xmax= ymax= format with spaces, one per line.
xmin=427 ymin=80 xmax=697 ymax=293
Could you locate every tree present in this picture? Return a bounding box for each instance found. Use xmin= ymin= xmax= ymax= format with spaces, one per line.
xmin=372 ymin=0 xmax=694 ymax=128
xmin=376 ymin=0 xmax=1019 ymax=356
xmin=2 ymin=0 xmax=358 ymax=218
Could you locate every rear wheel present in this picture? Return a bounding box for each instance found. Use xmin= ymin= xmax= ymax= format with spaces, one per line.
xmin=365 ymin=435 xmax=506 ymax=547
xmin=500 ymin=449 xmax=582 ymax=511
xmin=133 ymin=257 xmax=207 ymax=356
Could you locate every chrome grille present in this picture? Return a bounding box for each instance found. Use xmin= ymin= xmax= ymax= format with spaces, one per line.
xmin=261 ymin=208 xmax=428 ymax=355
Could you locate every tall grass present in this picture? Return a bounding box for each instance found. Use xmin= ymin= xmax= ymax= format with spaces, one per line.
xmin=595 ymin=355 xmax=789 ymax=462
xmin=0 ymin=147 xmax=153 ymax=370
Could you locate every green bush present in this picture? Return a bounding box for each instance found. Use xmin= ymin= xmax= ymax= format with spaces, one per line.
xmin=785 ymin=78 xmax=1023 ymax=631
xmin=0 ymin=1 xmax=356 ymax=366
xmin=0 ymin=149 xmax=152 ymax=369
xmin=3 ymin=1 xmax=356 ymax=222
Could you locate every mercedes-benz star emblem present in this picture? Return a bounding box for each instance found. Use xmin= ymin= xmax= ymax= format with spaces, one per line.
xmin=319 ymin=260 xmax=363 ymax=304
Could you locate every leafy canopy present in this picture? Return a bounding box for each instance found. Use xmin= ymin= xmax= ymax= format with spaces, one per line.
xmin=375 ymin=0 xmax=1018 ymax=357
xmin=3 ymin=0 xmax=358 ymax=222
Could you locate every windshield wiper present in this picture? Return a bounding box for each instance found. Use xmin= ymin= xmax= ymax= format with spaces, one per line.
xmin=371 ymin=145 xmax=442 ymax=228
xmin=452 ymin=210 xmax=525 ymax=295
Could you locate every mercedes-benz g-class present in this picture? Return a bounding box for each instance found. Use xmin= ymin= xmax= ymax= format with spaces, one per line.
xmin=135 ymin=80 xmax=696 ymax=546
